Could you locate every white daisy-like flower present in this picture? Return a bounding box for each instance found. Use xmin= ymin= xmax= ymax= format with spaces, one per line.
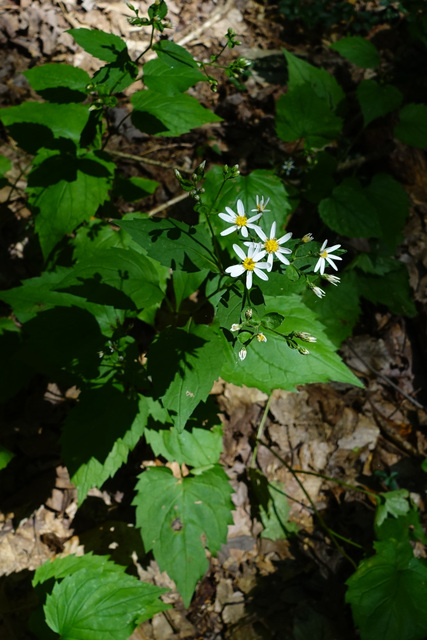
xmin=219 ymin=199 xmax=262 ymax=238
xmin=251 ymin=195 xmax=270 ymax=214
xmin=230 ymin=323 xmax=241 ymax=332
xmin=311 ymin=285 xmax=326 ymax=299
xmin=239 ymin=347 xmax=247 ymax=361
xmin=314 ymin=240 xmax=342 ymax=275
xmin=256 ymin=332 xmax=267 ymax=343
xmin=252 ymin=222 xmax=292 ymax=271
xmin=225 ymin=243 xmax=269 ymax=290
xmin=323 ymin=274 xmax=340 ymax=286
xmin=302 ymin=233 xmax=314 ymax=243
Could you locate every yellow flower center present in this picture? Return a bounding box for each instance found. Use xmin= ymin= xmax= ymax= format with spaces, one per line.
xmin=235 ymin=215 xmax=247 ymax=227
xmin=242 ymin=257 xmax=256 ymax=271
xmin=265 ymin=238 xmax=279 ymax=253
xmin=256 ymin=333 xmax=267 ymax=342
xmin=320 ymin=250 xmax=328 ymax=258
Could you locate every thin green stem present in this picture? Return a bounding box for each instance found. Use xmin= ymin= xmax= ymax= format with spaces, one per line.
xmin=291 ymin=468 xmax=377 ymax=498
xmin=135 ymin=25 xmax=155 ymax=63
xmin=258 ymin=439 xmax=358 ymax=569
xmin=5 ymin=160 xmax=32 ymax=205
xmin=251 ymin=392 xmax=274 ymax=468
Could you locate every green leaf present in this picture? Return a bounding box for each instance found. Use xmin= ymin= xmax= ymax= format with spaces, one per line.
xmin=250 ymin=471 xmax=297 ymax=540
xmin=0 ymin=445 xmax=14 ymax=471
xmin=282 ymin=48 xmax=345 ymax=109
xmin=55 ymin=246 xmax=167 ymax=310
xmin=276 ymin=84 xmax=343 ymax=148
xmin=0 ymin=102 xmax=90 ymax=145
xmin=147 ymin=324 xmax=224 ymax=432
xmin=33 ymin=553 xmax=125 ymax=587
xmin=375 ymin=508 xmax=427 ymax=545
xmin=357 ymin=80 xmax=402 ymax=127
xmin=131 ymin=90 xmax=222 ymax=137
xmin=27 ymin=149 xmax=115 ymax=258
xmin=23 ymin=64 xmax=91 ymax=102
xmin=145 ymin=425 xmax=223 ymax=467
xmin=302 ymin=150 xmax=337 ymax=203
xmin=375 ymin=489 xmax=410 ymax=527
xmin=144 ymin=41 xmax=205 ymax=95
xmin=44 ymin=565 xmax=169 ymax=638
xmin=0 ymin=154 xmax=12 ymax=177
xmin=346 ymin=540 xmax=427 ymax=640
xmin=364 ymin=173 xmax=409 ymax=252
xmin=115 ymin=175 xmax=159 ymax=202
xmin=319 ymin=181 xmax=382 ymax=238
xmin=92 ymin=58 xmax=138 ymax=93
xmin=394 ymin=103 xmax=427 ymax=149
xmin=68 ymin=28 xmax=128 ymax=62
xmin=0 ymin=329 xmax=34 ymax=401
xmin=118 ymin=216 xmax=218 ymax=272
xmin=330 ymin=36 xmax=380 ymax=68
xmin=221 ymin=294 xmax=362 ymax=392
xmin=134 ymin=465 xmax=233 ymax=606
xmin=303 ymin=271 xmax=361 ymax=347
xmin=203 ymin=167 xmax=293 ymax=242
xmin=62 ymin=391 xmax=156 ymax=504
xmin=172 ymin=268 xmax=209 ymax=310
xmin=355 ymin=260 xmax=416 ymax=316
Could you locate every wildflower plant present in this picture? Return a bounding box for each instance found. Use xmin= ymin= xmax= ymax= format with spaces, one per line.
xmin=0 ymin=1 xmax=421 ymax=637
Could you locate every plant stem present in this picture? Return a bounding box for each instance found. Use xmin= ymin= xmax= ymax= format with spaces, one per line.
xmin=251 ymin=392 xmax=274 ymax=468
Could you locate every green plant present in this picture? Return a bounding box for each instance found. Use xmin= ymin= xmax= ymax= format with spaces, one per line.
xmin=0 ymin=1 xmax=425 ymax=638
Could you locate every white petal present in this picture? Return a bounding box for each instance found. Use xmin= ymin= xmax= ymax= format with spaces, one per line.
xmin=278 ymin=232 xmax=292 ymax=244
xmin=270 ymin=221 xmax=276 ymax=238
xmin=233 ymin=244 xmax=246 ymax=261
xmin=220 ymin=226 xmax=237 ymax=236
xmin=320 ymin=239 xmax=328 ymax=251
xmin=225 ymin=206 xmax=236 ymax=216
xmin=247 ymin=213 xmax=262 ymax=223
xmin=254 ymin=268 xmax=269 ymax=281
xmin=246 ymin=271 xmax=253 ymax=289
xmin=225 ymin=264 xmax=246 ymax=277
xmin=237 ymin=199 xmax=245 ymax=216
xmin=267 ymin=254 xmax=274 ymax=271
xmin=326 ymin=257 xmax=339 ymax=271
xmin=276 ymin=252 xmax=290 ymax=265
xmin=253 ymin=248 xmax=266 ymax=261
xmin=218 ymin=212 xmax=236 ymax=223
xmin=240 ymin=226 xmax=249 ymax=238
xmin=314 ymin=257 xmax=324 ymax=274
xmin=254 ymin=227 xmax=267 ymax=242
xmin=327 ymin=244 xmax=341 ymax=253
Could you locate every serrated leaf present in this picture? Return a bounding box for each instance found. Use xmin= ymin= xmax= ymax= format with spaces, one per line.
xmin=0 ymin=102 xmax=90 ymax=145
xmin=68 ymin=28 xmax=128 ymax=62
xmin=318 ymin=181 xmax=382 ymax=237
xmin=172 ymin=268 xmax=209 ymax=310
xmin=357 ymin=80 xmax=402 ymax=127
xmin=23 ymin=64 xmax=90 ymax=102
xmin=147 ymin=324 xmax=224 ymax=432
xmin=145 ymin=425 xmax=223 ymax=467
xmin=118 ymin=216 xmax=218 ymax=272
xmin=33 ymin=553 xmax=125 ymax=587
xmin=221 ymin=294 xmax=362 ymax=391
xmin=144 ymin=41 xmax=205 ymax=95
xmin=282 ymin=48 xmax=345 ymax=109
xmin=330 ymin=36 xmax=380 ymax=68
xmin=394 ymin=103 xmax=427 ymax=149
xmin=0 ymin=445 xmax=14 ymax=471
xmin=375 ymin=489 xmax=410 ymax=527
xmin=27 ymin=149 xmax=115 ymax=258
xmin=276 ymin=84 xmax=343 ymax=149
xmin=134 ymin=465 xmax=233 ymax=606
xmin=131 ymin=90 xmax=222 ymax=137
xmin=346 ymin=540 xmax=427 ymax=640
xmin=44 ymin=565 xmax=169 ymax=639
xmin=61 ymin=390 xmax=155 ymax=504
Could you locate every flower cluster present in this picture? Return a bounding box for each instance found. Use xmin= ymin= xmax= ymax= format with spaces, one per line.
xmin=219 ymin=196 xmax=343 ymax=297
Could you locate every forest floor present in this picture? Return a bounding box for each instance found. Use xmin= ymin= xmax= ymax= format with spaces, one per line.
xmin=1 ymin=0 xmax=427 ymax=639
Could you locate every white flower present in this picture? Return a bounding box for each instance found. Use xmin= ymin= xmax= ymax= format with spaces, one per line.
xmin=230 ymin=323 xmax=241 ymax=332
xmin=311 ymin=285 xmax=326 ymax=299
xmin=239 ymin=347 xmax=247 ymax=361
xmin=225 ymin=243 xmax=269 ymax=290
xmin=298 ymin=347 xmax=310 ymax=355
xmin=282 ymin=159 xmax=295 ymax=175
xmin=219 ymin=199 xmax=262 ymax=238
xmin=314 ymin=240 xmax=342 ymax=275
xmin=253 ymin=222 xmax=292 ymax=271
xmin=323 ymin=274 xmax=341 ymax=286
xmin=245 ymin=308 xmax=253 ymax=319
xmin=251 ymin=195 xmax=270 ymax=214
xmin=256 ymin=332 xmax=267 ymax=343
xmin=295 ymin=332 xmax=317 ymax=343
xmin=302 ymin=233 xmax=314 ymax=243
